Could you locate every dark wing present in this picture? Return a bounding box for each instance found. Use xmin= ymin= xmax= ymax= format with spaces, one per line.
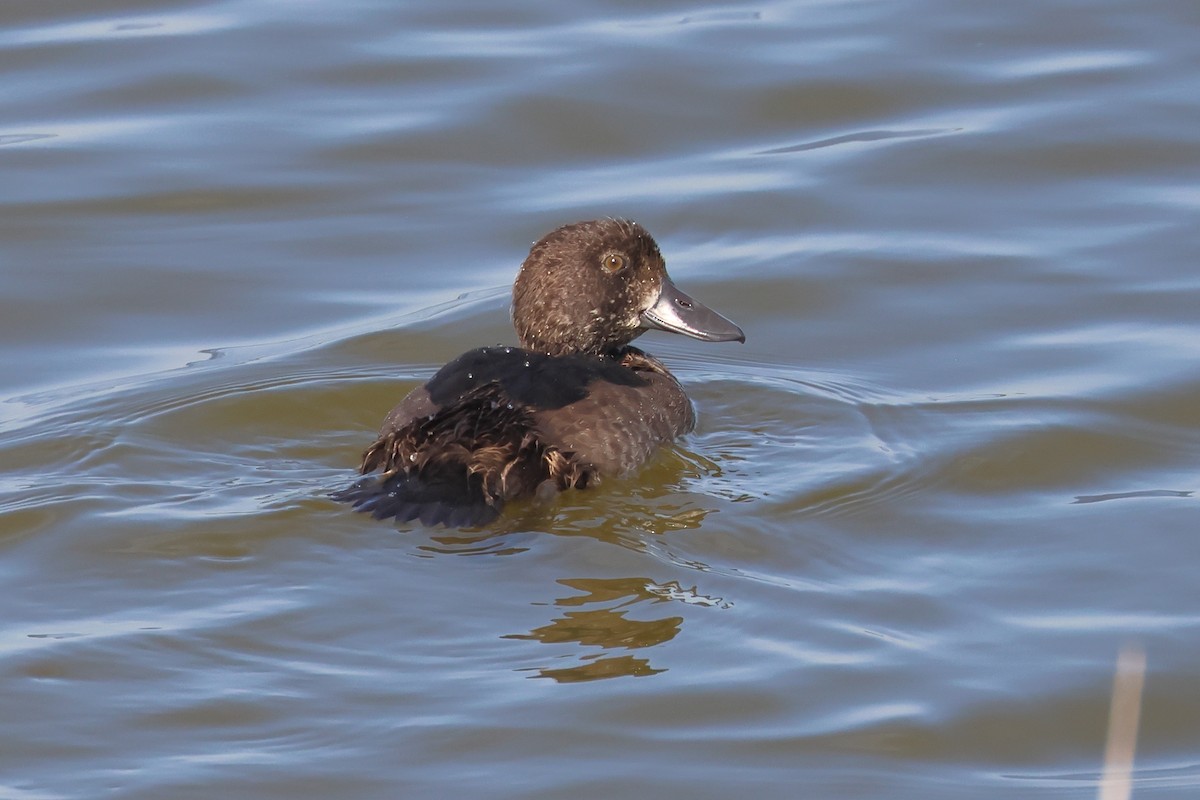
xmin=334 ymin=346 xmax=692 ymax=526
xmin=332 ymin=382 xmax=546 ymax=527
xmin=374 ymin=346 xmax=646 ymax=436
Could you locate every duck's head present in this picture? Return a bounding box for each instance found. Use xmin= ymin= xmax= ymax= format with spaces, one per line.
xmin=512 ymin=219 xmax=745 ymax=357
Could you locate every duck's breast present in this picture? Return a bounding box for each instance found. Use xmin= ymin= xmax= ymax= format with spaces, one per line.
xmin=532 ymin=364 xmax=693 ymax=476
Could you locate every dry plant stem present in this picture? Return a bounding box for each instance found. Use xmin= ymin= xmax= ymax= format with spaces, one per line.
xmin=1098 ymin=644 xmax=1146 ymax=800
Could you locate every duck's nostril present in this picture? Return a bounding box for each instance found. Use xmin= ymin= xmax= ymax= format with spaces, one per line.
xmin=676 ymin=298 xmax=693 ymax=309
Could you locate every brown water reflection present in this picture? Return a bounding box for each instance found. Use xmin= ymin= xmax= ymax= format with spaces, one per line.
xmin=505 ymin=577 xmax=728 ymax=682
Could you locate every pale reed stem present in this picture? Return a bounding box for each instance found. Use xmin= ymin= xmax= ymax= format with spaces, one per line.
xmin=1098 ymin=644 xmax=1145 ymax=800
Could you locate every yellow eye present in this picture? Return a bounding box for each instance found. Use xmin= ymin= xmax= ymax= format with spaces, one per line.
xmin=601 ymin=252 xmax=627 ymax=274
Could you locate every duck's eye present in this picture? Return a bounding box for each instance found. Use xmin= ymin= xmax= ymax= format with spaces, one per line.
xmin=600 ymin=252 xmax=627 ymax=274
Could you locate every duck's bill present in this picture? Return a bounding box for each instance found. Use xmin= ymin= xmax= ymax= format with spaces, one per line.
xmin=640 ymin=275 xmax=745 ymax=343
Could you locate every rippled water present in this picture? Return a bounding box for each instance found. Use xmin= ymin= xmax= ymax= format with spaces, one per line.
xmin=3 ymin=0 xmax=1199 ymax=797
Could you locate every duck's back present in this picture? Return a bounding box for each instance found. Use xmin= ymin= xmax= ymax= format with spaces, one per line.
xmin=333 ymin=346 xmax=693 ymax=526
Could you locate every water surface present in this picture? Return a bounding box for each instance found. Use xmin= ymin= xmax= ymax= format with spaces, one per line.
xmin=3 ymin=0 xmax=1199 ymax=797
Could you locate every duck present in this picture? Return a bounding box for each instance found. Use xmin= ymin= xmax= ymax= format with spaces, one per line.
xmin=333 ymin=218 xmax=744 ymax=527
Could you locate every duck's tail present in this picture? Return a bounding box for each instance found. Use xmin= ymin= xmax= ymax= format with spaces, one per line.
xmin=331 ymin=385 xmax=587 ymax=527
xmin=331 ymin=469 xmax=504 ymax=528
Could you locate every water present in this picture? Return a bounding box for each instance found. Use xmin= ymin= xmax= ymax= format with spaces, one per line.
xmin=2 ymin=0 xmax=1199 ymax=797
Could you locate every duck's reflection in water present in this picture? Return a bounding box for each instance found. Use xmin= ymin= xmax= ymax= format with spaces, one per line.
xmin=410 ymin=497 xmax=716 ymax=556
xmin=407 ymin=445 xmax=725 ymax=556
xmin=505 ymin=576 xmax=728 ymax=682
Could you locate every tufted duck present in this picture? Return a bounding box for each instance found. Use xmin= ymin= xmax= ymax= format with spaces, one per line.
xmin=333 ymin=219 xmax=744 ymax=526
